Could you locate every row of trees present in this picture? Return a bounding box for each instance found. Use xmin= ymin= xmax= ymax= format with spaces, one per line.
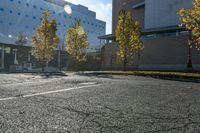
xmin=32 ymin=10 xmax=89 ymax=72
xmin=115 ymin=0 xmax=200 ymax=71
xmin=16 ymin=0 xmax=200 ymax=72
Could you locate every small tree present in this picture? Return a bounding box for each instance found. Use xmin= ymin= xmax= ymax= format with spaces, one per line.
xmin=32 ymin=10 xmax=59 ymax=72
xmin=15 ymin=32 xmax=27 ymax=46
xmin=178 ymin=0 xmax=200 ymax=69
xmin=116 ymin=11 xmax=143 ymax=71
xmin=66 ymin=22 xmax=89 ymax=70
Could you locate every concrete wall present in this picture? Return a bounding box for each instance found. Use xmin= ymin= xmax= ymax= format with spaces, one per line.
xmin=101 ymin=35 xmax=200 ymax=71
xmin=145 ymin=0 xmax=193 ymax=29
xmin=101 ymin=42 xmax=139 ymax=70
xmin=140 ymin=35 xmax=200 ymax=70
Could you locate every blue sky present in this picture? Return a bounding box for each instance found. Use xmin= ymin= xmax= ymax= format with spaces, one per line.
xmin=65 ymin=0 xmax=112 ymax=34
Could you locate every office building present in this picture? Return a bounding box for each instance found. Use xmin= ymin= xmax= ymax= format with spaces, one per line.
xmin=99 ymin=0 xmax=200 ymax=70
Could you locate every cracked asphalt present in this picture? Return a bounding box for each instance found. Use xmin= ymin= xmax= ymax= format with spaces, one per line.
xmin=0 ymin=73 xmax=200 ymax=133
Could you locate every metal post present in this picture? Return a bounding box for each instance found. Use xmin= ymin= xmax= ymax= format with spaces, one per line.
xmin=58 ymin=46 xmax=61 ymax=71
xmin=1 ymin=45 xmax=4 ymax=69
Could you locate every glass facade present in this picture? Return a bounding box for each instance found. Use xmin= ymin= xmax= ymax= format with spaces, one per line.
xmin=0 ymin=0 xmax=106 ymax=49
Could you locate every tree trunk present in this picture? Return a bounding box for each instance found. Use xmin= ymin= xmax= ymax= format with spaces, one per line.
xmin=123 ymin=59 xmax=127 ymax=71
xmin=42 ymin=62 xmax=45 ymax=73
xmin=137 ymin=51 xmax=141 ymax=71
xmin=186 ymin=31 xmax=193 ymax=70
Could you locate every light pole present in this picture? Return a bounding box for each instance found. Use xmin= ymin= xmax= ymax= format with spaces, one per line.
xmin=57 ymin=3 xmax=72 ymax=71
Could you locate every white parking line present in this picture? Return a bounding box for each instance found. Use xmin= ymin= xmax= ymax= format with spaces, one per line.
xmin=0 ymin=84 xmax=101 ymax=102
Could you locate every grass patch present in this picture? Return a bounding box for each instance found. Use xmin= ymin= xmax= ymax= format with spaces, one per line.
xmin=91 ymin=71 xmax=200 ymax=82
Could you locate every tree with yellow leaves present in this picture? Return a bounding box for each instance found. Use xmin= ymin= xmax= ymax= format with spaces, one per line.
xmin=66 ymin=22 xmax=89 ymax=70
xmin=32 ymin=10 xmax=59 ymax=72
xmin=116 ymin=11 xmax=143 ymax=71
xmin=178 ymin=0 xmax=200 ymax=69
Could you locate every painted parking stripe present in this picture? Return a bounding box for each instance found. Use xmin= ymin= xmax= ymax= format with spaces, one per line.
xmin=0 ymin=84 xmax=101 ymax=101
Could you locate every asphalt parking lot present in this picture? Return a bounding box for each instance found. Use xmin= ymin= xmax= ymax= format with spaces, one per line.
xmin=0 ymin=73 xmax=200 ymax=133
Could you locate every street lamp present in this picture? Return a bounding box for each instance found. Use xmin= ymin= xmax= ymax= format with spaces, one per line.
xmin=57 ymin=4 xmax=72 ymax=71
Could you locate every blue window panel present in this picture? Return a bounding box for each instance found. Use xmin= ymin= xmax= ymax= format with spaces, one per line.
xmin=18 ymin=1 xmax=21 ymax=4
xmin=10 ymin=0 xmax=14 ymax=2
xmin=33 ymin=5 xmax=36 ymax=9
xmin=25 ymin=14 xmax=29 ymax=17
xmin=10 ymin=10 xmax=13 ymax=14
xmin=53 ymin=11 xmax=55 ymax=14
xmin=40 ymin=7 xmax=43 ymax=11
xmin=64 ymin=14 xmax=67 ymax=18
xmin=26 ymin=3 xmax=29 ymax=7
xmin=17 ymin=12 xmax=21 ymax=16
xmin=0 ymin=8 xmax=4 ymax=12
xmin=40 ymin=18 xmax=42 ymax=21
xmin=33 ymin=16 xmax=36 ymax=19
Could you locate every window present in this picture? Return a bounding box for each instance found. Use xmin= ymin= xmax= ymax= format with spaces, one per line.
xmin=17 ymin=12 xmax=21 ymax=16
xmin=25 ymin=14 xmax=29 ymax=18
xmin=0 ymin=8 xmax=4 ymax=12
xmin=18 ymin=1 xmax=21 ymax=4
xmin=40 ymin=18 xmax=42 ymax=21
xmin=58 ymin=13 xmax=61 ymax=16
xmin=9 ymin=22 xmax=12 ymax=26
xmin=33 ymin=16 xmax=36 ymax=19
xmin=26 ymin=3 xmax=29 ymax=7
xmin=53 ymin=11 xmax=55 ymax=14
xmin=10 ymin=0 xmax=14 ymax=2
xmin=64 ymin=14 xmax=67 ymax=18
xmin=25 ymin=26 xmax=29 ymax=29
xmin=9 ymin=10 xmax=13 ymax=14
xmin=33 ymin=5 xmax=36 ymax=9
xmin=40 ymin=7 xmax=43 ymax=11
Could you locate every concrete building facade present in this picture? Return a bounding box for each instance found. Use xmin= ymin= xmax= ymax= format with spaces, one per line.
xmin=0 ymin=0 xmax=106 ymax=69
xmin=100 ymin=0 xmax=200 ymax=71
